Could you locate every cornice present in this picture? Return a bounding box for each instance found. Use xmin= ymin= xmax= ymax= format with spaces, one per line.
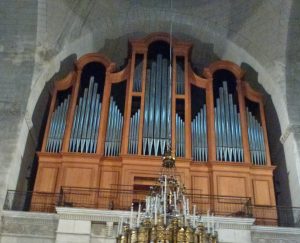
xmin=280 ymin=124 xmax=300 ymax=144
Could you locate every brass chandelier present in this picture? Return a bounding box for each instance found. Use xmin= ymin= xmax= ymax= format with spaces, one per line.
xmin=116 ymin=147 xmax=218 ymax=243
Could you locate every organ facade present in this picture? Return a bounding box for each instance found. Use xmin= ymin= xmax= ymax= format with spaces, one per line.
xmin=34 ymin=33 xmax=275 ymax=208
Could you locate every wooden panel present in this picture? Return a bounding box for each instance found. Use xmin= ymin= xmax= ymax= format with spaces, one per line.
xmin=253 ymin=180 xmax=271 ymax=205
xmin=192 ymin=176 xmax=210 ymax=195
xmin=217 ymin=176 xmax=246 ymax=197
xmin=63 ymin=167 xmax=94 ymax=188
xmin=35 ymin=167 xmax=58 ymax=192
xmin=100 ymin=171 xmax=119 ymax=189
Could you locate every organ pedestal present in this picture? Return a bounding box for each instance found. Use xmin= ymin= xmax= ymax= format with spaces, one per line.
xmin=34 ymin=33 xmax=276 ymax=210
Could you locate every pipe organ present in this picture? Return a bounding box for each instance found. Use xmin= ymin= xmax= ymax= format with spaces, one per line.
xmin=105 ymin=97 xmax=124 ymax=156
xmin=69 ymin=77 xmax=102 ymax=153
xmin=192 ymin=104 xmax=207 ymax=161
xmin=46 ymin=94 xmax=70 ymax=153
xmin=142 ymin=54 xmax=171 ymax=156
xmin=214 ymin=81 xmax=243 ymax=162
xmin=34 ymin=33 xmax=276 ymax=209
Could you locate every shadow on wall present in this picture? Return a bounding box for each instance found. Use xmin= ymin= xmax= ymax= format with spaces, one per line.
xmin=16 ymin=54 xmax=77 ymax=192
xmin=98 ymin=31 xmax=220 ymax=75
xmin=241 ymin=63 xmax=292 ymax=207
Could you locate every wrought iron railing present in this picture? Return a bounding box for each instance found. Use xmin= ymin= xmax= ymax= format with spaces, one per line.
xmin=251 ymin=205 xmax=300 ymax=227
xmin=3 ymin=188 xmax=300 ymax=228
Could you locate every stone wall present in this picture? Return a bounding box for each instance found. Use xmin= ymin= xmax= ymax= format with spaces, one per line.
xmin=1 ymin=209 xmax=300 ymax=243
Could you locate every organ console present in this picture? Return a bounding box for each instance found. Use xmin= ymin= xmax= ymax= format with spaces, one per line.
xmin=34 ymin=33 xmax=276 ymax=209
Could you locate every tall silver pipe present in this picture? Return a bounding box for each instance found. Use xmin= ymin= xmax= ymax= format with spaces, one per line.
xmin=142 ymin=56 xmax=171 ymax=156
xmin=85 ymin=82 xmax=98 ymax=152
xmin=229 ymin=94 xmax=237 ymax=161
xmin=154 ymin=55 xmax=162 ymax=156
xmin=143 ymin=69 xmax=151 ymax=155
xmin=223 ymin=82 xmax=232 ymax=161
xmin=160 ymin=59 xmax=168 ymax=155
xmin=147 ymin=62 xmax=156 ymax=154
xmin=92 ymin=94 xmax=101 ymax=153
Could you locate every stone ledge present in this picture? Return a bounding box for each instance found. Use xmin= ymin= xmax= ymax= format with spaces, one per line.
xmin=56 ymin=207 xmax=255 ymax=230
xmin=280 ymin=124 xmax=300 ymax=144
xmin=251 ymin=225 xmax=300 ymax=242
xmin=1 ymin=232 xmax=55 ymax=239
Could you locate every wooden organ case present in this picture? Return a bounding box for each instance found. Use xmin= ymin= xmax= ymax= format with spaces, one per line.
xmin=34 ymin=33 xmax=276 ymax=209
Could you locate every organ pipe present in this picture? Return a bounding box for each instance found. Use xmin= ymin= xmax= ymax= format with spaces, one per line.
xmin=176 ymin=62 xmax=184 ymax=94
xmin=105 ymin=97 xmax=124 ymax=156
xmin=143 ymin=54 xmax=171 ymax=156
xmin=214 ymin=81 xmax=243 ymax=162
xmin=246 ymin=109 xmax=266 ymax=165
xmin=128 ymin=109 xmax=140 ymax=154
xmin=69 ymin=77 xmax=102 ymax=153
xmin=176 ymin=113 xmax=185 ymax=157
xmin=46 ymin=95 xmax=70 ymax=152
xmin=133 ymin=59 xmax=143 ymax=92
xmin=192 ymin=105 xmax=207 ymax=161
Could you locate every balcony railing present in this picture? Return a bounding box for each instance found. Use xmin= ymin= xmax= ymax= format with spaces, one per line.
xmin=3 ymin=188 xmax=300 ymax=228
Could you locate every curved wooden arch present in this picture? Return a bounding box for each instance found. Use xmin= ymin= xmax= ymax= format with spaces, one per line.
xmin=130 ymin=32 xmax=193 ymax=54
xmin=207 ymin=60 xmax=245 ymax=80
xmin=243 ymin=82 xmax=264 ymax=103
xmin=54 ymin=71 xmax=76 ymax=91
xmin=110 ymin=61 xmax=131 ymax=84
xmin=75 ymin=53 xmax=116 ymax=72
xmin=189 ymin=65 xmax=210 ymax=89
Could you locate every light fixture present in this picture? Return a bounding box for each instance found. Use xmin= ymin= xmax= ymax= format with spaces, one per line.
xmin=116 ymin=146 xmax=218 ymax=242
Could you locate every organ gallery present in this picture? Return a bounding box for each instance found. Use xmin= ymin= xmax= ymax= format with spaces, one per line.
xmin=34 ymin=33 xmax=275 ymax=210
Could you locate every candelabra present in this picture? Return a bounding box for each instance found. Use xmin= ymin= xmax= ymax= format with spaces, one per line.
xmin=116 ymin=147 xmax=218 ymax=243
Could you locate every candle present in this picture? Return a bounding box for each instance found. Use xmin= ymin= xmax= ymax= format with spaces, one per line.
xmin=173 ymin=191 xmax=177 ymax=212
xmin=154 ymin=196 xmax=158 ymax=225
xmin=137 ymin=203 xmax=141 ymax=227
xmin=207 ymin=209 xmax=210 ymax=233
xmin=187 ymin=198 xmax=190 ymax=215
xmin=212 ymin=213 xmax=215 ymax=234
xmin=164 ymin=175 xmax=167 ymax=225
xmin=193 ymin=205 xmax=196 ymax=228
xmin=130 ymin=203 xmax=133 ymax=229
xmin=120 ymin=217 xmax=124 ymax=234
xmin=183 ymin=196 xmax=186 ymax=216
xmin=118 ymin=216 xmax=123 ymax=235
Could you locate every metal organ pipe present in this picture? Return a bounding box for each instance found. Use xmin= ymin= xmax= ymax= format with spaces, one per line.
xmin=142 ymin=54 xmax=171 ymax=156
xmin=175 ymin=114 xmax=185 ymax=157
xmin=176 ymin=62 xmax=184 ymax=94
xmin=105 ymin=97 xmax=124 ymax=156
xmin=246 ymin=109 xmax=266 ymax=165
xmin=133 ymin=60 xmax=143 ymax=92
xmin=214 ymin=81 xmax=243 ymax=162
xmin=46 ymin=95 xmax=70 ymax=152
xmin=69 ymin=77 xmax=102 ymax=153
xmin=128 ymin=109 xmax=140 ymax=154
xmin=191 ymin=104 xmax=207 ymax=161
